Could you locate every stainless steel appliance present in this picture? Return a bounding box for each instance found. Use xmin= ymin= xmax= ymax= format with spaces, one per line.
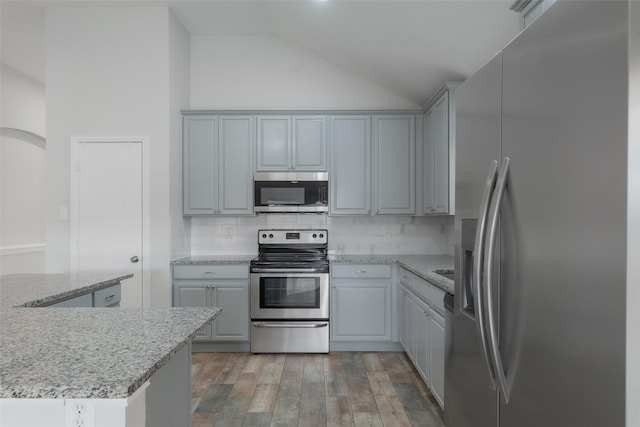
xmin=253 ymin=172 xmax=328 ymax=213
xmin=447 ymin=3 xmax=628 ymax=427
xmin=250 ymin=229 xmax=329 ymax=353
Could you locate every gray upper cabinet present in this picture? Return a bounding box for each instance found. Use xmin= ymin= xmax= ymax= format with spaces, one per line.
xmin=373 ymin=115 xmax=416 ymax=215
xmin=423 ymin=83 xmax=459 ymax=215
xmin=256 ymin=115 xmax=327 ymax=172
xmin=183 ymin=115 xmax=254 ymax=215
xmin=329 ymin=115 xmax=372 ymax=215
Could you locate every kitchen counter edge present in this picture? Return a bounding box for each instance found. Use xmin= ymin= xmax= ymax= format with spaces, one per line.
xmin=329 ymin=254 xmax=454 ymax=294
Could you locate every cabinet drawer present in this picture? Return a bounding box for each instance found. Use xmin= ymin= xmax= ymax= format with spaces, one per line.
xmin=413 ymin=276 xmax=431 ymax=302
xmin=173 ymin=264 xmax=249 ymax=279
xmin=399 ymin=268 xmax=415 ymax=290
xmin=49 ymin=293 xmax=93 ymax=307
xmin=331 ymin=263 xmax=391 ymax=279
xmin=94 ymin=284 xmax=122 ymax=307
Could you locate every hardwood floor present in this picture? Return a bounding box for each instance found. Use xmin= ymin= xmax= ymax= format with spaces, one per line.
xmin=191 ymin=352 xmax=444 ymax=427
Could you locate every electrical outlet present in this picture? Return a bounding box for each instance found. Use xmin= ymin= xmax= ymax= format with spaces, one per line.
xmin=74 ymin=402 xmax=85 ymax=416
xmin=66 ymin=400 xmax=95 ymax=427
xmin=222 ymin=226 xmax=233 ymax=239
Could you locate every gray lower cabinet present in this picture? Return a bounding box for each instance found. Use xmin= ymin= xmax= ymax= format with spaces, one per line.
xmin=330 ymin=263 xmax=392 ymax=341
xmin=47 ymin=283 xmax=121 ymax=307
xmin=172 ymin=264 xmax=249 ymax=342
xmin=183 ymin=115 xmax=254 ymax=215
xmin=48 ymin=292 xmax=93 ymax=307
xmin=398 ymin=267 xmax=445 ymax=408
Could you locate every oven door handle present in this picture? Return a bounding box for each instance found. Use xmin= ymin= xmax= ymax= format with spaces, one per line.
xmin=250 ymin=268 xmax=328 ymax=273
xmin=252 ymin=321 xmax=329 ymax=328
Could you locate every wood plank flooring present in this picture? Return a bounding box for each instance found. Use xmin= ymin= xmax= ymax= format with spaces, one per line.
xmin=191 ymin=352 xmax=444 ymax=427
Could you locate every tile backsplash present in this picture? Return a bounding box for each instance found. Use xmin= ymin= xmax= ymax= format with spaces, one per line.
xmin=190 ymin=214 xmax=454 ymax=256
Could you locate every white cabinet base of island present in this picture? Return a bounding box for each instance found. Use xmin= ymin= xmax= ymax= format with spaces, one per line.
xmin=1 ymin=344 xmax=191 ymax=427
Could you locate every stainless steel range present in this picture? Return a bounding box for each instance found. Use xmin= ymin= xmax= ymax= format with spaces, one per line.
xmin=250 ymin=229 xmax=329 ymax=353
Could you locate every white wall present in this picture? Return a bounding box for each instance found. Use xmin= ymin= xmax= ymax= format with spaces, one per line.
xmin=0 ymin=64 xmax=46 ymax=274
xmin=169 ymin=12 xmax=191 ymax=261
xmin=190 ymin=35 xmax=420 ymax=110
xmin=190 ymin=214 xmax=452 ymax=256
xmin=46 ymin=7 xmax=173 ymax=305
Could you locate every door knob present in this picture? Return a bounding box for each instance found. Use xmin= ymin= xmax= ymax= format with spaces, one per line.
xmin=130 ymin=256 xmax=139 ymax=263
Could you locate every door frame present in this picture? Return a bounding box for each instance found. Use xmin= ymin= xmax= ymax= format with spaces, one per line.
xmin=70 ymin=136 xmax=151 ymax=307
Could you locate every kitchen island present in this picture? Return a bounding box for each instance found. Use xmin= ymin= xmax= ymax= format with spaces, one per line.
xmin=0 ymin=272 xmax=133 ymax=308
xmin=0 ymin=273 xmax=221 ymax=427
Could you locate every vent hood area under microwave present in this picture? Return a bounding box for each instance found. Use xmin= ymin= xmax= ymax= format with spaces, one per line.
xmin=254 ymin=172 xmax=328 ymax=213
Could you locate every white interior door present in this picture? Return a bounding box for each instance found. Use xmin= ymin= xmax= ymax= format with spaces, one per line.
xmin=73 ymin=139 xmax=145 ymax=307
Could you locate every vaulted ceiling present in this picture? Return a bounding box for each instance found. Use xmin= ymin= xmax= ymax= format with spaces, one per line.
xmin=1 ymin=0 xmax=520 ymax=105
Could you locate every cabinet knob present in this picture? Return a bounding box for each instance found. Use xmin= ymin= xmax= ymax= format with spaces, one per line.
xmin=130 ymin=256 xmax=139 ymax=263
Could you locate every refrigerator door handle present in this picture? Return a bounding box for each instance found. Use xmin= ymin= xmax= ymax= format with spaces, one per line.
xmin=484 ymin=156 xmax=511 ymax=403
xmin=473 ymin=159 xmax=499 ymax=390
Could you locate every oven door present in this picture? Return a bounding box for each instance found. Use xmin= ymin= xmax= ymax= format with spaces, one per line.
xmin=250 ymin=271 xmax=329 ymax=320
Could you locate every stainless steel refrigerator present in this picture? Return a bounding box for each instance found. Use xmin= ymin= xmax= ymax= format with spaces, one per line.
xmin=446 ymin=2 xmax=629 ymax=427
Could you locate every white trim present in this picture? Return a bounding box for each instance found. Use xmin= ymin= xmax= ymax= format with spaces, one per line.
xmin=70 ymin=136 xmax=151 ymax=308
xmin=0 ymin=243 xmax=46 ymax=256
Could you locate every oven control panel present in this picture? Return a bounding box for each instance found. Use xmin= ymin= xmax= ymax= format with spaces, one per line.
xmin=258 ymin=229 xmax=327 ymax=245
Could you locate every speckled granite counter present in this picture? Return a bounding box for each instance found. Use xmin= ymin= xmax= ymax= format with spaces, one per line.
xmin=329 ymin=254 xmax=454 ymax=294
xmin=0 ymin=272 xmax=133 ymax=308
xmin=171 ymin=255 xmax=255 ymax=264
xmin=0 ymin=307 xmax=220 ymax=399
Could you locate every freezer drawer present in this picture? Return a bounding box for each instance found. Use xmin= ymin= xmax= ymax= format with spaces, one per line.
xmin=250 ymin=321 xmax=329 ymax=353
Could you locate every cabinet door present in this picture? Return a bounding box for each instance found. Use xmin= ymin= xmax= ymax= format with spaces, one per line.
xmin=183 ymin=116 xmax=217 ymax=214
xmin=423 ymin=109 xmax=436 ymax=214
xmin=331 ymin=281 xmax=391 ymax=341
xmin=173 ymin=282 xmax=212 ymax=341
xmin=218 ymin=116 xmax=254 ymax=215
xmin=432 ymin=95 xmax=449 ymax=214
xmin=211 ymin=284 xmax=249 ymax=341
xmin=256 ymin=116 xmax=291 ymax=171
xmin=292 ymin=116 xmax=326 ymax=171
xmin=429 ymin=308 xmax=445 ymax=408
xmin=399 ymin=285 xmax=413 ymax=356
xmin=373 ymin=115 xmax=416 ymax=214
xmin=49 ymin=293 xmax=93 ymax=307
xmin=414 ymin=297 xmax=431 ymax=386
xmin=329 ymin=116 xmax=371 ymax=215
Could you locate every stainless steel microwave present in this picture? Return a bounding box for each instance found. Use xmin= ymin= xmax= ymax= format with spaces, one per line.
xmin=254 ymin=172 xmax=328 ymax=213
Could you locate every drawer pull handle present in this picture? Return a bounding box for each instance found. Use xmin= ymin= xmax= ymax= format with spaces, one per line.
xmin=105 ymin=295 xmax=115 ymax=302
xmin=204 ymin=271 xmax=216 ymax=275
xmin=356 ymin=270 xmax=367 ymax=274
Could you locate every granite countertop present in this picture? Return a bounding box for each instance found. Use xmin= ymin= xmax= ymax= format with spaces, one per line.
xmin=329 ymin=254 xmax=454 ymax=294
xmin=0 ymin=307 xmax=220 ymax=399
xmin=171 ymin=255 xmax=255 ymax=264
xmin=0 ymin=272 xmax=133 ymax=308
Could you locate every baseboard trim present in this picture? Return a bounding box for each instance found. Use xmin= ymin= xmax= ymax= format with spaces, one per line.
xmin=192 ymin=341 xmax=251 ymax=352
xmin=0 ymin=243 xmax=45 ymax=256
